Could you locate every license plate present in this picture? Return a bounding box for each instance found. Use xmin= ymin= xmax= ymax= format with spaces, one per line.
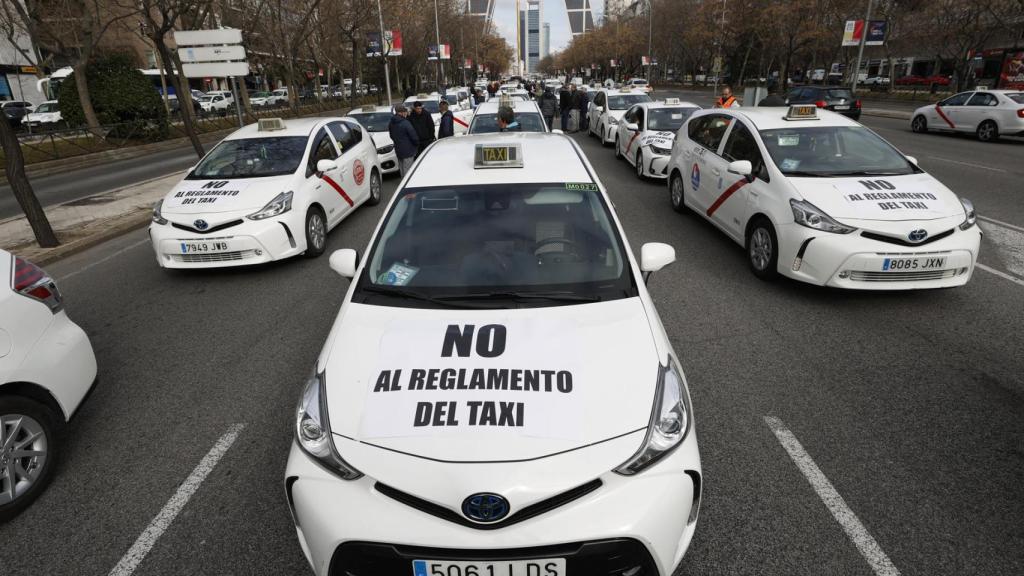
xmin=834 ymin=105 xmax=850 ymax=110
xmin=180 ymin=241 xmax=229 ymax=254
xmin=412 ymin=558 xmax=565 ymax=576
xmin=881 ymin=256 xmax=946 ymax=271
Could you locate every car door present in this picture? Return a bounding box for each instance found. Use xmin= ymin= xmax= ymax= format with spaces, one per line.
xmin=625 ymin=107 xmax=646 ymax=163
xmin=590 ymin=92 xmax=604 ymax=131
xmin=684 ymin=113 xmax=734 ymax=212
xmin=332 ymin=120 xmax=373 ymax=205
xmin=717 ymin=120 xmax=770 ymax=241
xmin=618 ymin=106 xmax=636 ymax=156
xmin=932 ymin=92 xmax=971 ymax=131
xmin=964 ymin=91 xmax=999 ymax=131
xmin=305 ymin=126 xmax=348 ymax=225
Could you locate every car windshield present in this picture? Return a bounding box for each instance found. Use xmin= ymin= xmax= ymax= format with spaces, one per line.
xmin=200 ymin=96 xmax=215 ymax=102
xmin=409 ymin=100 xmax=440 ymax=114
xmin=631 ymin=79 xmax=648 ymax=85
xmin=469 ymin=113 xmax=547 ymax=133
xmin=647 ymin=108 xmax=698 ymax=131
xmin=35 ymin=103 xmax=58 ymax=113
xmin=188 ymin=137 xmax=308 ymax=179
xmin=759 ymin=126 xmax=916 ymax=177
xmin=349 ymin=112 xmax=392 ymax=132
xmin=356 ymin=183 xmax=634 ymax=307
xmin=1006 ymin=92 xmax=1024 ymax=104
xmin=253 ymin=91 xmax=271 ymax=98
xmin=444 ymin=95 xmax=458 ymax=104
xmin=608 ymin=94 xmax=652 ymax=110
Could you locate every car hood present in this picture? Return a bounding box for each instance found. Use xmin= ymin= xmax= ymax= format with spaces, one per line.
xmin=640 ymin=130 xmax=676 ymax=148
xmin=788 ymin=173 xmax=964 ymax=222
xmin=161 ymin=174 xmax=296 ymax=214
xmin=606 ymin=109 xmax=627 ymax=121
xmin=370 ymin=131 xmax=393 ymax=147
xmin=321 ymin=297 xmax=660 ymax=464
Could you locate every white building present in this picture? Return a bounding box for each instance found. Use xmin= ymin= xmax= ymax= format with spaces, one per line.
xmin=0 ymin=26 xmax=47 ymax=105
xmin=542 ymin=22 xmax=550 ymax=59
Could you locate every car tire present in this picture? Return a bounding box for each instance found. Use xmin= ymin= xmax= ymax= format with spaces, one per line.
xmin=614 ymin=135 xmax=622 ymax=159
xmin=746 ymin=217 xmax=779 ymax=281
xmin=0 ymin=396 xmax=60 ymax=523
xmin=669 ymin=171 xmax=688 ymax=214
xmin=911 ymin=115 xmax=928 ymax=133
xmin=366 ymin=169 xmax=382 ymax=206
xmin=635 ymin=150 xmax=646 ymax=180
xmin=303 ymin=206 xmax=327 ymax=258
xmin=976 ymin=120 xmax=999 ymax=142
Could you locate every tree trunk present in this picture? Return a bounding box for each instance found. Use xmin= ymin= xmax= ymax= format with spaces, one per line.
xmin=0 ymin=119 xmax=58 ymax=247
xmin=72 ymin=61 xmax=102 ymax=137
xmin=156 ymin=39 xmax=205 ymax=158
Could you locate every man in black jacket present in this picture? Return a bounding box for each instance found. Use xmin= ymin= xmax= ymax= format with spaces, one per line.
xmin=538 ymin=88 xmax=557 ymax=131
xmin=559 ymin=85 xmax=573 ymax=132
xmin=388 ymin=106 xmax=419 ymax=176
xmin=437 ymin=100 xmax=455 ymax=139
xmin=407 ymin=101 xmax=436 ymax=157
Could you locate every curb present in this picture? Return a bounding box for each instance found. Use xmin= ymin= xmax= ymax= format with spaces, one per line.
xmin=862 ymin=109 xmax=913 ymax=120
xmin=28 ymin=210 xmax=151 ymax=267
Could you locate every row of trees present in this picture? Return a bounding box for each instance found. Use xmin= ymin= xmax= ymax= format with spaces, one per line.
xmin=0 ymin=0 xmax=512 ymax=247
xmin=548 ymin=0 xmax=1023 ymax=91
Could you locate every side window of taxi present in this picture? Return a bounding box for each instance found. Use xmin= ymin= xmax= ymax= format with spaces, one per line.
xmin=623 ymin=106 xmax=636 ymax=123
xmin=328 ymin=121 xmax=360 ymax=154
xmin=635 ymin=108 xmax=645 ymax=129
xmin=307 ymin=128 xmax=338 ymax=177
xmin=940 ymin=92 xmax=971 ymax=106
xmin=722 ymin=123 xmax=769 ymax=182
xmin=966 ymin=92 xmax=998 ymax=107
xmin=689 ymin=114 xmax=732 ymax=153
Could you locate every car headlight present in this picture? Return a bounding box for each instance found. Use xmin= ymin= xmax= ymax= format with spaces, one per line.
xmin=152 ymin=199 xmax=168 ymax=225
xmin=958 ymin=197 xmax=976 ymax=230
xmin=790 ymin=199 xmax=856 ymax=234
xmin=377 ymin=144 xmax=394 ymax=154
xmin=608 ymin=117 xmax=620 ymax=125
xmin=614 ymin=359 xmax=691 ymax=475
xmin=650 ymin=145 xmax=671 ymax=156
xmin=247 ymin=191 xmax=293 ymax=220
xmin=295 ymin=370 xmax=362 ymax=480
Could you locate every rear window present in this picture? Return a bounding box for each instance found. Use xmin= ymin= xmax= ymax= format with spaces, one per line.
xmin=1006 ymin=93 xmax=1024 ymax=104
xmin=826 ymin=89 xmax=854 ymax=100
xmin=469 ymin=113 xmax=547 ymax=133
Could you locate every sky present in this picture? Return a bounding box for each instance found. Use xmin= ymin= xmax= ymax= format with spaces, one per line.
xmin=489 ymin=0 xmax=604 ymax=55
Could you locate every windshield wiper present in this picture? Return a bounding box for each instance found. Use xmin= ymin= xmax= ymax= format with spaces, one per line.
xmin=815 ymin=170 xmax=907 ymax=177
xmin=783 ymin=170 xmax=827 ymax=177
xmin=436 ymin=291 xmax=601 ymax=304
xmin=359 ymin=285 xmax=493 ymax=309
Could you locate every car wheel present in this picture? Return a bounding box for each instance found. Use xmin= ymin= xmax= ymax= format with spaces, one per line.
xmin=635 ymin=150 xmax=646 ymax=180
xmin=746 ymin=217 xmax=779 ymax=281
xmin=669 ymin=171 xmax=688 ymax=213
xmin=976 ymin=120 xmax=999 ymax=142
xmin=614 ymin=135 xmax=622 ymax=159
xmin=366 ymin=169 xmax=382 ymax=206
xmin=0 ymin=396 xmax=60 ymax=523
xmin=303 ymin=206 xmax=327 ymax=258
xmin=911 ymin=115 xmax=927 ymax=133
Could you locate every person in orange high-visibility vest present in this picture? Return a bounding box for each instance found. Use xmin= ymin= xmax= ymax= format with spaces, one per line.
xmin=715 ymin=85 xmax=741 ymax=108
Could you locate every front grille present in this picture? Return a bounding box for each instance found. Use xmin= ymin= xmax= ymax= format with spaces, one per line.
xmin=861 ymin=228 xmax=954 ymax=247
xmin=850 ymin=269 xmax=961 ymax=282
xmin=374 ymin=479 xmax=602 ymax=531
xmin=330 ymin=539 xmax=657 ymax=576
xmin=172 ymin=219 xmax=244 ymax=234
xmin=170 ymin=250 xmax=257 ymax=263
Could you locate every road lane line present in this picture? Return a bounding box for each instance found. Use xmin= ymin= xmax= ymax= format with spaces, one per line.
xmin=925 ymin=156 xmax=1006 ymax=173
xmin=764 ymin=416 xmax=901 ymax=576
xmin=57 ymin=238 xmax=150 ymax=282
xmin=977 ymin=263 xmax=1024 ymax=288
xmin=108 ymin=423 xmax=246 ymax=576
xmin=979 ymin=216 xmax=1024 ymax=234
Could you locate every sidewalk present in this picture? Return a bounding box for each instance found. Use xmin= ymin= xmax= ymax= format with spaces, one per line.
xmin=0 ymin=172 xmax=181 ymax=265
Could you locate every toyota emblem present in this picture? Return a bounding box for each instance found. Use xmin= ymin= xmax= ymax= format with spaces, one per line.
xmin=194 ymin=219 xmax=209 ymax=231
xmin=907 ymin=229 xmax=928 ymax=242
xmin=461 ymin=493 xmax=510 ymax=523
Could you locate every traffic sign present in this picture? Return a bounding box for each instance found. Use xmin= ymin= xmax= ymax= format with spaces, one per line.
xmin=174 ymin=28 xmax=243 ymax=47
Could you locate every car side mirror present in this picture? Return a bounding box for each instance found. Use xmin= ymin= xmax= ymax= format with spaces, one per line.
xmin=905 ymin=155 xmax=918 ymax=165
xmin=551 ymin=128 xmax=564 ymax=134
xmin=625 ymin=122 xmax=639 ymax=131
xmin=727 ymin=159 xmax=754 ymax=182
xmin=317 ymin=159 xmax=338 ymax=173
xmin=640 ymin=242 xmax=676 ymax=284
xmin=595 ymin=105 xmax=604 ymax=113
xmin=329 ymin=249 xmax=358 ymax=278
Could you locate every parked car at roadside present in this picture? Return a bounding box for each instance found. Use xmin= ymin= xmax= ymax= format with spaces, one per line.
xmin=2 ymin=101 xmax=33 ymax=126
xmin=21 ymin=101 xmax=62 ymax=129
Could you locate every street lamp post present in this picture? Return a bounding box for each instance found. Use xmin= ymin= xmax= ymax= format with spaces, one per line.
xmin=851 ymin=0 xmax=875 ymax=95
xmin=433 ymin=0 xmax=444 ymax=89
xmin=713 ymin=0 xmax=726 ymax=98
xmin=375 ymin=0 xmax=393 ymax=106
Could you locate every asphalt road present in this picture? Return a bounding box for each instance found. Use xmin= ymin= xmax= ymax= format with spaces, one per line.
xmin=1 ymin=100 xmax=1023 ymax=576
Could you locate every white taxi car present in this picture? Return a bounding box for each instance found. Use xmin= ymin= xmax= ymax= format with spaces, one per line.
xmin=346 ymin=105 xmax=399 ymax=175
xmin=614 ymin=99 xmax=701 ymax=180
xmin=911 ymin=89 xmax=1024 ymax=142
xmin=404 ymin=93 xmax=472 ymax=136
xmin=468 ymin=99 xmax=549 ymax=133
xmin=626 ymin=77 xmax=653 ymax=94
xmin=1 ymin=250 xmax=97 ymax=521
xmin=588 ymin=88 xmax=653 ymax=146
xmin=665 ymin=105 xmax=982 ymax=289
xmin=149 ymin=117 xmax=382 ymax=268
xmin=285 ymin=133 xmax=702 ymax=576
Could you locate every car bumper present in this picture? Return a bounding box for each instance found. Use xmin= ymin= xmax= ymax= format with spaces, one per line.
xmin=15 ymin=310 xmax=97 ymax=421
xmin=285 ymin=436 xmax=701 ymax=576
xmin=777 ymin=223 xmax=982 ymax=290
xmin=149 ymin=213 xmax=304 ymax=268
xmin=603 ymin=124 xmax=617 ymax=142
xmin=377 ymin=150 xmax=399 ymax=174
xmin=645 ymin=151 xmax=670 ymax=179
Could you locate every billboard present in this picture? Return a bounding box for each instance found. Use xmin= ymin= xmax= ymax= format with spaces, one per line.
xmin=842 ymin=20 xmax=886 ymax=47
xmin=428 ymin=44 xmax=451 ymax=60
xmin=366 ymin=32 xmax=382 ymax=57
xmin=367 ymin=30 xmax=402 ymax=57
xmin=1001 ymin=51 xmax=1024 ymax=89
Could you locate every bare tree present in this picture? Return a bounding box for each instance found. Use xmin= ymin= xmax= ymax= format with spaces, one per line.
xmin=0 ymin=119 xmax=58 ymax=247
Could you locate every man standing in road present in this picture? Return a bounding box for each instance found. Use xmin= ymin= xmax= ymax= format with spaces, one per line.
xmin=408 ymin=101 xmax=436 ymax=157
xmin=437 ymin=100 xmax=455 ymax=139
xmin=559 ymin=83 xmax=573 ymax=132
xmin=758 ymin=87 xmax=787 ymax=107
xmin=577 ymin=86 xmax=590 ymax=132
xmin=388 ymin=105 xmax=418 ymax=176
xmin=539 ymin=87 xmax=558 ymax=131
xmin=715 ymin=85 xmax=740 ymax=108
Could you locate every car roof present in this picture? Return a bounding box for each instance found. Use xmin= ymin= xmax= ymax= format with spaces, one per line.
xmin=405 ymin=133 xmax=593 ymax=188
xmin=405 ymin=93 xmax=441 ymax=102
xmin=474 ymin=100 xmax=543 ymax=114
xmin=635 ymin=101 xmax=700 ymax=109
xmin=223 ymin=117 xmax=335 ymax=140
xmin=348 ymin=105 xmax=394 ymax=114
xmin=711 ymin=107 xmax=860 ymax=130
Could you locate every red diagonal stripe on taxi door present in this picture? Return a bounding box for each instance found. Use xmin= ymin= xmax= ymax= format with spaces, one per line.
xmin=321 ymin=174 xmax=354 ymax=206
xmin=935 ymin=104 xmax=955 ymax=129
xmin=706 ymin=178 xmax=750 ymax=217
xmin=453 ymin=116 xmax=469 ymax=128
xmin=625 ymin=131 xmax=641 ymax=156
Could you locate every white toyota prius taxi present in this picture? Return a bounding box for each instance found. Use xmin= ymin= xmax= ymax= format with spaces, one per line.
xmin=614 ymin=99 xmax=701 ymax=180
xmin=665 ymin=105 xmax=982 ymax=289
xmin=149 ymin=117 xmax=382 ymax=268
xmin=285 ymin=133 xmax=701 ymax=576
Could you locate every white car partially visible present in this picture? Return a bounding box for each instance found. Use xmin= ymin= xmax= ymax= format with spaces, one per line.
xmin=0 ymin=250 xmax=97 ymax=521
xmin=21 ymin=101 xmax=62 ymax=129
xmin=911 ymin=90 xmax=1024 ymax=142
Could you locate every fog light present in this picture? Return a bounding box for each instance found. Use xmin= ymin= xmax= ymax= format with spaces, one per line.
xmin=255 ymin=249 xmax=263 ymax=256
xmin=792 ymin=257 xmax=802 ymax=271
xmin=838 ymin=270 xmax=850 ymax=279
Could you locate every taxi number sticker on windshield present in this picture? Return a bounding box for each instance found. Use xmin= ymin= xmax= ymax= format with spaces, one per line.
xmin=378 ymin=262 xmax=419 ymax=286
xmin=565 ymin=183 xmax=599 ymax=191
xmin=413 ymin=559 xmax=566 ymax=576
xmin=180 ymin=241 xmax=228 ymax=254
xmin=882 ymin=257 xmax=946 ymax=271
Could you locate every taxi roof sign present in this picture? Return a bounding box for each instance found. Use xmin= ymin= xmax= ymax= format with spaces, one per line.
xmin=785 ymin=104 xmax=819 ymax=121
xmin=663 ymin=97 xmax=680 ymax=104
xmin=258 ymin=118 xmax=286 ymax=131
xmin=474 ymin=143 xmax=523 ymax=169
